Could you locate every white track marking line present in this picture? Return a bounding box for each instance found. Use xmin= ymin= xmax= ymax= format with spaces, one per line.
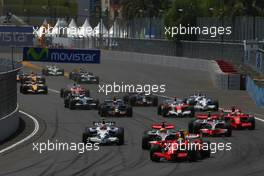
xmin=255 ymin=117 xmax=264 ymax=122
xmin=48 ymin=88 xmax=60 ymax=94
xmin=0 ymin=110 xmax=39 ymax=154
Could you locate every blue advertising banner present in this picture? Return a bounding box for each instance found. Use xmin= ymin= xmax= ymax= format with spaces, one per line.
xmin=0 ymin=26 xmax=33 ymax=46
xmin=23 ymin=47 xmax=101 ymax=64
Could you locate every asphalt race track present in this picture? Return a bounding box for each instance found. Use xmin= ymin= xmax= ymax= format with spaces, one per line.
xmin=0 ymin=58 xmax=264 ymax=176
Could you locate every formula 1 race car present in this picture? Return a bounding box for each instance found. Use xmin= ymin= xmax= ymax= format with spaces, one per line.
xmin=186 ymin=94 xmax=219 ymax=111
xmin=60 ymin=84 xmax=90 ymax=98
xmin=20 ymin=81 xmax=48 ymax=94
xmin=42 ymin=65 xmax=64 ymax=76
xmin=188 ymin=113 xmax=232 ymax=137
xmin=149 ymin=132 xmax=211 ymax=162
xmin=123 ymin=92 xmax=158 ymax=106
xmin=157 ymin=98 xmax=195 ymax=117
xmin=142 ymin=122 xmax=178 ymax=149
xmin=20 ymin=73 xmax=46 ymax=84
xmin=98 ymin=98 xmax=133 ymax=117
xmin=222 ymin=107 xmax=255 ymax=130
xmin=69 ymin=69 xmax=99 ymax=84
xmin=64 ymin=93 xmax=99 ymax=110
xmin=82 ymin=120 xmax=124 ymax=145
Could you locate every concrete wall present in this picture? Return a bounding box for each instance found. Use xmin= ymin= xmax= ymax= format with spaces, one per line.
xmin=0 ymin=59 xmax=21 ymax=142
xmin=246 ymin=76 xmax=264 ymax=107
xmin=0 ymin=106 xmax=19 ymax=142
xmin=102 ymin=50 xmax=234 ymax=90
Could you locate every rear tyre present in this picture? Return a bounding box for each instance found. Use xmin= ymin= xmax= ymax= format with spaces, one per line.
xmin=201 ymin=140 xmax=211 ymax=159
xmin=225 ymin=123 xmax=232 ymax=137
xmin=142 ymin=134 xmax=150 ymax=149
xmin=248 ymin=117 xmax=255 ymax=130
xmin=150 ymin=145 xmax=161 ymax=162
xmin=127 ymin=107 xmax=133 ymax=117
xmin=188 ymin=149 xmax=198 ymax=162
xmin=152 ymin=96 xmax=158 ymax=106
xmin=116 ymin=127 xmax=124 ymax=145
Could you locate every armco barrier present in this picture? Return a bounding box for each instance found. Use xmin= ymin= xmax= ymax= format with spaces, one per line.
xmin=246 ymin=76 xmax=264 ymax=107
xmin=102 ymin=50 xmax=229 ymax=89
xmin=0 ymin=59 xmax=21 ymax=142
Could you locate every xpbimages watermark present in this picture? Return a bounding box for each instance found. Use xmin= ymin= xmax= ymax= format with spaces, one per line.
xmin=98 ymin=82 xmax=166 ymax=95
xmin=33 ymin=24 xmax=93 ymax=37
xmin=32 ymin=140 xmax=100 ymax=154
xmin=165 ymin=24 xmax=232 ymax=38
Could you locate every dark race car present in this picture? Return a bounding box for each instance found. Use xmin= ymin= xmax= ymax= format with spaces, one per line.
xmin=123 ymin=92 xmax=158 ymax=106
xmin=149 ymin=131 xmax=211 ymax=162
xmin=42 ymin=65 xmax=64 ymax=76
xmin=157 ymin=98 xmax=195 ymax=117
xmin=82 ymin=120 xmax=124 ymax=145
xmin=98 ymin=98 xmax=133 ymax=117
xmin=64 ymin=93 xmax=99 ymax=110
xmin=69 ymin=69 xmax=99 ymax=84
xmin=222 ymin=107 xmax=255 ymax=130
xmin=188 ymin=113 xmax=232 ymax=137
xmin=60 ymin=84 xmax=90 ymax=98
xmin=20 ymin=81 xmax=48 ymax=94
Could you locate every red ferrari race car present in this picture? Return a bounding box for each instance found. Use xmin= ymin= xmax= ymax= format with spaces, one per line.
xmin=60 ymin=83 xmax=90 ymax=98
xmin=222 ymin=107 xmax=255 ymax=130
xmin=157 ymin=98 xmax=195 ymax=117
xmin=188 ymin=112 xmax=232 ymax=137
xmin=149 ymin=131 xmax=211 ymax=162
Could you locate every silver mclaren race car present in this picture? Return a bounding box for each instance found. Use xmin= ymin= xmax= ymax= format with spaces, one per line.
xmin=186 ymin=94 xmax=219 ymax=111
xmin=82 ymin=120 xmax=124 ymax=145
xmin=42 ymin=65 xmax=64 ymax=76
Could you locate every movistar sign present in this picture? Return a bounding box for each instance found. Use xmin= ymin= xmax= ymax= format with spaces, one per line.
xmin=23 ymin=47 xmax=100 ymax=64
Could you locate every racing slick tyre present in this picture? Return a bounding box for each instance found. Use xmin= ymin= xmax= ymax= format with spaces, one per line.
xmin=248 ymin=117 xmax=255 ymax=130
xmin=82 ymin=130 xmax=92 ymax=144
xmin=188 ymin=149 xmax=199 ymax=162
xmin=69 ymin=72 xmax=73 ymax=80
xmin=64 ymin=99 xmax=69 ymax=108
xmin=95 ymin=76 xmax=99 ymax=84
xmin=188 ymin=107 xmax=195 ymax=117
xmin=127 ymin=107 xmax=133 ymax=117
xmin=61 ymin=70 xmax=65 ymax=76
xmin=162 ymin=108 xmax=169 ymax=117
xmin=225 ymin=123 xmax=232 ymax=137
xmin=193 ymin=122 xmax=201 ymax=134
xmin=85 ymin=90 xmax=90 ymax=97
xmin=43 ymin=87 xmax=48 ymax=94
xmin=123 ymin=96 xmax=129 ymax=104
xmin=100 ymin=108 xmax=107 ymax=117
xmin=201 ymin=140 xmax=211 ymax=159
xmin=152 ymin=96 xmax=158 ymax=106
xmin=60 ymin=89 xmax=65 ymax=98
xmin=69 ymin=101 xmax=76 ymax=110
xmin=129 ymin=97 xmax=136 ymax=106
xmin=157 ymin=105 xmax=162 ymax=115
xmin=142 ymin=134 xmax=150 ymax=150
xmin=188 ymin=120 xmax=195 ymax=133
xmin=42 ymin=69 xmax=47 ymax=76
xmin=213 ymin=101 xmax=219 ymax=111
xmin=150 ymin=145 xmax=161 ymax=162
xmin=116 ymin=127 xmax=124 ymax=145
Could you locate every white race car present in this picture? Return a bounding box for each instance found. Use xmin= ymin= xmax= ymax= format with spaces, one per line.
xmin=186 ymin=94 xmax=219 ymax=111
xmin=42 ymin=65 xmax=64 ymax=76
xmin=82 ymin=120 xmax=124 ymax=145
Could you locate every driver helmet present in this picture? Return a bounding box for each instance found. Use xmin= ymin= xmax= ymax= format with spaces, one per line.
xmin=159 ymin=128 xmax=167 ymax=134
xmin=100 ymin=124 xmax=107 ymax=130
